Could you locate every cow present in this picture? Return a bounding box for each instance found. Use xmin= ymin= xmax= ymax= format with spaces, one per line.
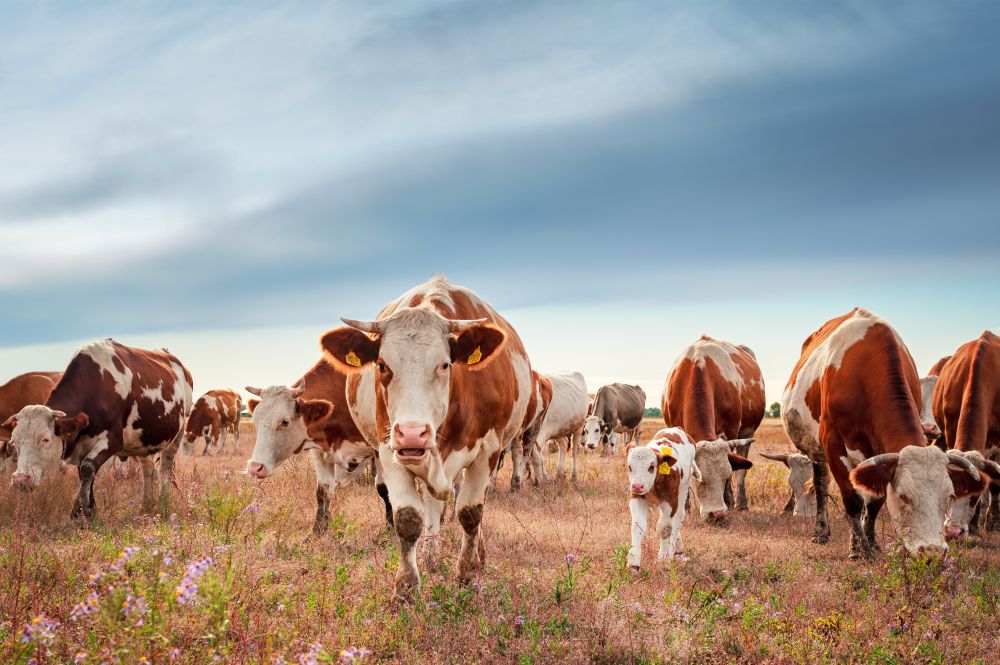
xmin=932 ymin=332 xmax=1000 ymax=536
xmin=513 ymin=372 xmax=589 ymax=486
xmin=507 ymin=370 xmax=549 ymax=491
xmin=320 ymin=276 xmax=532 ymax=598
xmin=760 ymin=452 xmax=817 ymax=517
xmin=183 ymin=389 xmax=242 ymax=455
xmin=918 ymin=356 xmax=951 ymax=446
xmin=661 ymin=336 xmax=764 ymax=513
xmin=581 ymin=384 xmax=645 ymax=456
xmin=0 ymin=371 xmax=62 ymax=471
xmin=3 ymin=340 xmax=192 ymax=518
xmin=244 ymin=355 xmax=393 ymax=533
xmin=782 ymin=309 xmax=987 ymax=558
xmin=625 ymin=427 xmax=701 ymax=570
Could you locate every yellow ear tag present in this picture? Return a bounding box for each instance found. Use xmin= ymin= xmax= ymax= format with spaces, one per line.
xmin=467 ymin=346 xmax=483 ymax=365
xmin=345 ymin=351 xmax=361 ymax=367
xmin=658 ymin=445 xmax=674 ymax=475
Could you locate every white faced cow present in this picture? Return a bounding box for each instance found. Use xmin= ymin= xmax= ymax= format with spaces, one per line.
xmin=761 ymin=452 xmax=817 ymax=517
xmin=581 ymin=383 xmax=645 ymax=455
xmin=4 ymin=340 xmax=192 ymax=519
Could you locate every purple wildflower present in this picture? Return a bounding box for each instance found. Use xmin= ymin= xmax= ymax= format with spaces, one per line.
xmin=514 ymin=615 xmax=525 ymax=627
xmin=70 ymin=590 xmax=100 ymax=621
xmin=565 ymin=553 xmax=577 ymax=564
xmin=175 ymin=555 xmax=213 ymax=605
xmin=21 ymin=614 xmax=59 ymax=646
xmin=340 ymin=647 xmax=371 ymax=663
xmin=298 ymin=643 xmax=323 ymax=665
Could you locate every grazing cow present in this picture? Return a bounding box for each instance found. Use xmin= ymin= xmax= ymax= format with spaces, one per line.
xmin=514 ymin=372 xmax=589 ymax=485
xmin=918 ymin=357 xmax=951 ymax=445
xmin=760 ymin=452 xmax=817 ymax=517
xmin=0 ymin=371 xmax=62 ymax=470
xmin=244 ymin=355 xmax=393 ymax=533
xmin=662 ymin=336 xmax=764 ymax=513
xmin=184 ymin=389 xmax=242 ymax=455
xmin=3 ymin=340 xmax=192 ymax=518
xmin=581 ymin=384 xmax=645 ymax=455
xmin=320 ymin=276 xmax=532 ymax=598
xmin=932 ymin=332 xmax=1000 ymax=536
xmin=625 ymin=427 xmax=701 ymax=570
xmin=782 ymin=309 xmax=987 ymax=558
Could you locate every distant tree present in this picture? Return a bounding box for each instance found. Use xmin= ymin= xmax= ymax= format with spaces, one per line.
xmin=766 ymin=402 xmax=781 ymax=418
xmin=644 ymin=407 xmax=662 ymax=418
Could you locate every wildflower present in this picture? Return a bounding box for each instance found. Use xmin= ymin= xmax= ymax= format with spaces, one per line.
xmin=123 ymin=593 xmax=149 ymax=626
xmin=21 ymin=614 xmax=59 ymax=646
xmin=244 ymin=501 xmax=260 ymax=514
xmin=74 ymin=652 xmax=88 ymax=664
xmin=109 ymin=546 xmax=141 ymax=573
xmin=277 ymin=603 xmax=286 ymax=612
xmin=339 ymin=647 xmax=371 ymax=664
xmin=71 ymin=590 xmax=101 ymax=620
xmin=513 ymin=615 xmax=525 ymax=627
xmin=674 ymin=553 xmax=690 ymax=562
xmin=426 ymin=600 xmax=439 ymax=608
xmin=175 ymin=556 xmax=213 ymax=605
xmin=497 ymin=614 xmax=506 ymax=623
xmin=565 ymin=553 xmax=577 ymax=564
xmin=924 ymin=629 xmax=934 ymax=640
xmin=298 ymin=643 xmax=323 ymax=665
xmin=168 ymin=648 xmax=181 ymax=660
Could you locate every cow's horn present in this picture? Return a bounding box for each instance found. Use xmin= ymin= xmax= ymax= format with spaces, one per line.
xmin=245 ymin=386 xmax=263 ymax=396
xmin=985 ymin=460 xmax=1000 ymax=477
xmin=447 ymin=318 xmax=488 ymax=333
xmin=289 ymin=386 xmax=305 ymax=398
xmin=760 ymin=452 xmax=789 ymax=463
xmin=857 ymin=453 xmax=900 ymax=468
xmin=50 ymin=410 xmax=67 ymax=418
xmin=946 ymin=452 xmax=982 ymax=480
xmin=729 ymin=438 xmax=754 ymax=448
xmin=341 ymin=318 xmax=382 ymax=334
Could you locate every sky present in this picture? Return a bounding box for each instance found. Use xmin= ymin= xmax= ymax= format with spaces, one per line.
xmin=1 ymin=1 xmax=999 ymax=406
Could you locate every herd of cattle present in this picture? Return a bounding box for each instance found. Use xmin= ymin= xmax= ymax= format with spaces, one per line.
xmin=0 ymin=276 xmax=998 ymax=596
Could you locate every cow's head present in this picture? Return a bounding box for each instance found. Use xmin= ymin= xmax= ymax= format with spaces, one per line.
xmin=244 ymin=386 xmax=333 ymax=479
xmin=761 ymin=452 xmax=816 ymax=517
xmin=626 ymin=442 xmax=701 ymax=495
xmin=321 ymin=309 xmax=505 ymax=470
xmin=943 ymin=451 xmax=1000 ymax=538
xmin=5 ymin=405 xmax=88 ymax=489
xmin=850 ymin=445 xmax=987 ymax=554
xmin=581 ymin=415 xmax=608 ymax=451
xmin=692 ymin=438 xmax=753 ymax=521
xmin=918 ymin=376 xmax=941 ymax=442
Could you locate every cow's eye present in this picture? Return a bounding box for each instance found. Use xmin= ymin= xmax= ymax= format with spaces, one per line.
xmin=378 ymin=361 xmax=388 ymax=373
xmin=280 ymin=419 xmax=290 ymax=427
xmin=648 ymin=464 xmax=654 ymax=473
xmin=440 ymin=362 xmax=451 ymax=371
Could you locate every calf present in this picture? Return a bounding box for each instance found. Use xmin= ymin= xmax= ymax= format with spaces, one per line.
xmin=0 ymin=371 xmax=62 ymax=471
xmin=933 ymin=332 xmax=1000 ymax=536
xmin=662 ymin=336 xmax=765 ymax=511
xmin=626 ymin=428 xmax=701 ymax=570
xmin=4 ymin=340 xmax=192 ymax=518
xmin=245 ymin=353 xmax=392 ymax=533
xmin=783 ymin=309 xmax=986 ymax=558
xmin=582 ymin=383 xmax=645 ymax=455
xmin=760 ymin=452 xmax=817 ymax=517
xmin=184 ymin=389 xmax=242 ymax=455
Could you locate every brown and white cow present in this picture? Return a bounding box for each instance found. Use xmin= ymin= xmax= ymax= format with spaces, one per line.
xmin=183 ymin=389 xmax=242 ymax=455
xmin=760 ymin=452 xmax=817 ymax=517
xmin=782 ymin=309 xmax=986 ymax=558
xmin=320 ymin=276 xmax=532 ymax=598
xmin=245 ymin=355 xmax=393 ymax=533
xmin=625 ymin=427 xmax=701 ymax=570
xmin=581 ymin=383 xmax=645 ymax=455
xmin=513 ymin=371 xmax=589 ymax=486
xmin=0 ymin=371 xmax=62 ymax=471
xmin=662 ymin=336 xmax=763 ymax=515
xmin=932 ymin=332 xmax=1000 ymax=536
xmin=918 ymin=356 xmax=951 ymax=445
xmin=3 ymin=340 xmax=192 ymax=518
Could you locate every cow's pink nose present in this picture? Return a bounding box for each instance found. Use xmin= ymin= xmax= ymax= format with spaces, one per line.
xmin=248 ymin=463 xmax=268 ymax=479
xmin=395 ymin=423 xmax=431 ymax=447
xmin=944 ymin=525 xmax=963 ymax=539
xmin=631 ymin=483 xmax=644 ymax=493
xmin=922 ymin=423 xmax=940 ymax=436
xmin=11 ymin=474 xmax=32 ymax=491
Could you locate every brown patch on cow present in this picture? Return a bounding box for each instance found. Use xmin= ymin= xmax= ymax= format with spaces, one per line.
xmin=289 ymin=358 xmax=366 ymax=453
xmin=651 ymin=429 xmax=686 ymax=446
xmin=663 ymin=337 xmax=765 ymax=442
xmin=457 ymin=503 xmax=484 ymax=535
xmin=928 ymin=355 xmax=952 ymax=377
xmin=449 ymin=325 xmax=506 ymax=370
xmin=850 ymin=461 xmax=897 ymax=498
xmin=394 ymin=506 xmax=423 ymax=546
xmin=727 ymin=452 xmax=753 ymax=471
xmin=320 ymin=328 xmax=379 ymax=373
xmin=634 ymin=462 xmax=683 ymax=517
xmin=248 ymin=399 xmax=260 ymax=414
xmin=186 ymin=389 xmax=242 ymax=443
xmin=949 ymin=467 xmax=989 ymax=499
xmin=0 ymin=371 xmax=62 ymax=442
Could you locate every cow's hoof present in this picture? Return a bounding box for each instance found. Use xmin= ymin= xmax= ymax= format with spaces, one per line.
xmin=393 ymin=571 xmax=420 ymax=601
xmin=811 ymin=533 xmax=830 ymax=545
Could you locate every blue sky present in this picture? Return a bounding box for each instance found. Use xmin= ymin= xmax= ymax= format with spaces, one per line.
xmin=1 ymin=1 xmax=998 ymax=404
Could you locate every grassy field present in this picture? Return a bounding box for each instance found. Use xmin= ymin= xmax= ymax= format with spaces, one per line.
xmin=1 ymin=418 xmax=997 ymax=664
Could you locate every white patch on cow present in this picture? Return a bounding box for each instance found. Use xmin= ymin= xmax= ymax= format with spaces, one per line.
xmin=506 ymin=351 xmax=533 ymax=446
xmin=8 ymin=405 xmax=64 ymax=486
xmin=839 ymin=447 xmax=867 ymax=472
xmin=348 ymin=368 xmax=379 ymax=445
xmin=79 ymin=340 xmax=132 ymax=400
xmin=83 ymin=432 xmax=109 ymax=461
xmin=877 ymin=445 xmax=960 ymax=553
xmin=120 ymin=402 xmax=147 ymax=454
xmin=201 ymin=395 xmax=219 ymax=413
xmin=781 ymin=309 xmax=881 ymax=456
xmin=919 ymin=375 xmax=939 ymax=433
xmin=680 ymin=338 xmax=747 ymax=388
xmin=692 ymin=439 xmax=738 ymax=517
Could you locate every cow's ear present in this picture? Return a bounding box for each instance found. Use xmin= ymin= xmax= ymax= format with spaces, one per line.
xmin=983 ymin=461 xmax=1000 ymax=488
xmin=450 ymin=324 xmax=506 ymax=371
xmin=247 ymin=399 xmax=260 ymax=414
xmin=1 ymin=416 xmax=15 ymax=436
xmin=321 ymin=327 xmax=380 ymax=372
xmin=727 ymin=452 xmax=753 ymax=471
xmin=850 ymin=461 xmax=896 ymax=498
xmin=54 ymin=412 xmax=89 ymax=441
xmin=949 ymin=466 xmax=988 ymax=498
xmin=298 ymin=398 xmax=333 ymax=425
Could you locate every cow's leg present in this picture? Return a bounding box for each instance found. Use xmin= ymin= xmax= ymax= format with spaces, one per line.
xmin=310 ymin=449 xmax=340 ymax=535
xmin=863 ymin=496 xmax=885 ymax=553
xmin=138 ymin=456 xmax=159 ymax=513
xmin=627 ymin=497 xmax=648 ymax=571
xmin=509 ymin=437 xmax=524 ymax=492
xmin=656 ymin=505 xmax=679 ymax=560
xmin=73 ymin=442 xmax=115 ymax=520
xmin=810 ymin=459 xmax=832 ymax=545
xmin=529 ymin=441 xmax=545 ymax=486
xmin=373 ymin=457 xmax=393 ymax=528
xmin=157 ymin=429 xmax=182 ymax=508
xmin=557 ymin=436 xmax=568 ymax=476
xmin=380 ymin=446 xmax=423 ymax=599
xmin=455 ymin=447 xmax=494 ymax=584
xmin=782 ymin=490 xmax=796 ymax=514
xmin=217 ymin=429 xmax=228 ymax=456
xmin=422 ymin=493 xmax=445 ymax=569
xmin=987 ymin=483 xmax=1000 ymax=532
xmin=571 ymin=432 xmax=580 ymax=481
xmin=969 ymin=493 xmax=984 ymax=537
xmin=732 ymin=439 xmax=751 ymax=511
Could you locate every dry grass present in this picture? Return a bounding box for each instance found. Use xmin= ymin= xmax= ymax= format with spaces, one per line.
xmin=0 ymin=418 xmax=997 ymax=664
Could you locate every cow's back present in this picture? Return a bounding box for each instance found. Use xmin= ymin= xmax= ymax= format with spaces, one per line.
xmin=0 ymin=372 xmax=62 ymax=427
xmin=595 ymin=383 xmax=644 ymax=428
xmin=542 ymin=372 xmax=589 ymax=439
xmin=933 ymin=331 xmax=1000 ymax=454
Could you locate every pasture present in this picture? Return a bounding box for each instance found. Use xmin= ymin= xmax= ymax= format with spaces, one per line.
xmin=1 ymin=419 xmax=996 ymax=664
